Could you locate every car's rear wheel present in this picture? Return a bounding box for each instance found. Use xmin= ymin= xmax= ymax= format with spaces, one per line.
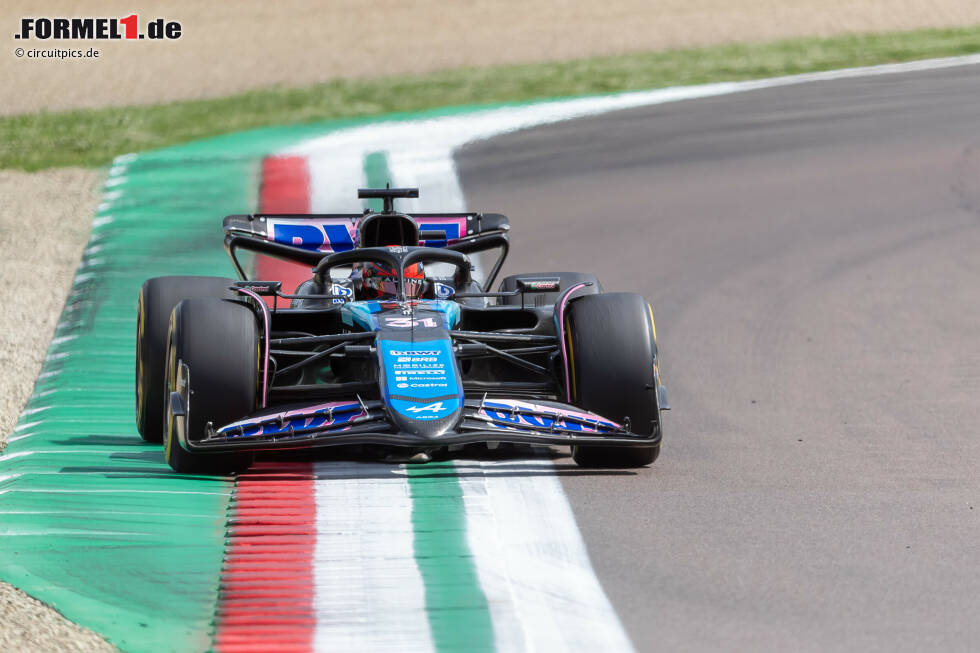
xmin=136 ymin=276 xmax=235 ymax=442
xmin=497 ymin=272 xmax=602 ymax=307
xmin=565 ymin=292 xmax=662 ymax=467
xmin=164 ymin=298 xmax=256 ymax=475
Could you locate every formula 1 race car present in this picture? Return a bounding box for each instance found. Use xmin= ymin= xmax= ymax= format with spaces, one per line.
xmin=135 ymin=187 xmax=669 ymax=474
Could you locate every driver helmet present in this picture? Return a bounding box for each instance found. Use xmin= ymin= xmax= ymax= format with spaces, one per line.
xmin=359 ymin=257 xmax=425 ymax=300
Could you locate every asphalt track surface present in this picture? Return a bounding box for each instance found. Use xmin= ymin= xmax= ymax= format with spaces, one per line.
xmin=457 ymin=64 xmax=980 ymax=651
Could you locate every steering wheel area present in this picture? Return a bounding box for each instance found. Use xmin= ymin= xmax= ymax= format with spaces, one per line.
xmin=313 ymin=246 xmax=473 ymax=302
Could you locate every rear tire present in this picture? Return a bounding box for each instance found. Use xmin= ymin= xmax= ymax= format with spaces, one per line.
xmin=565 ymin=292 xmax=662 ymax=468
xmin=136 ymin=276 xmax=235 ymax=442
xmin=497 ymin=272 xmax=601 ymax=307
xmin=164 ymin=298 xmax=256 ymax=475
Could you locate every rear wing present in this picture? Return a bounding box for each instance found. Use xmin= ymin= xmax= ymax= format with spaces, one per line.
xmin=223 ymin=212 xmax=510 ymax=287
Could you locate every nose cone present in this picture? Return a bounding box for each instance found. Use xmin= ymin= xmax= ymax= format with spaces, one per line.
xmin=377 ymin=334 xmax=464 ymax=438
xmin=388 ymin=398 xmax=463 ymax=438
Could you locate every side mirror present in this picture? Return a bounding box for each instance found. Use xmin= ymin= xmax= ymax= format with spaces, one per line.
xmin=515 ymin=277 xmax=561 ymax=292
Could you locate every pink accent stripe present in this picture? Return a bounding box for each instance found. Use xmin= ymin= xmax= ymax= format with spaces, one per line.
xmin=480 ymin=398 xmax=622 ymax=430
xmin=214 ymin=462 xmax=317 ymax=653
xmin=557 ymin=282 xmax=589 ymax=402
xmin=233 ymin=287 xmax=270 ymax=409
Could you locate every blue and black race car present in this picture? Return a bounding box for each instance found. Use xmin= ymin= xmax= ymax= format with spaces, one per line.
xmin=135 ymin=188 xmax=669 ymax=474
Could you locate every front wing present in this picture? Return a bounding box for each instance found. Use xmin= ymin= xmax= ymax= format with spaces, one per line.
xmin=175 ymin=396 xmax=660 ymax=453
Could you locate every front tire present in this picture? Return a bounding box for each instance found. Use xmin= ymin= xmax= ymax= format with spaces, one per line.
xmin=136 ymin=276 xmax=234 ymax=442
xmin=565 ymin=292 xmax=663 ymax=467
xmin=164 ymin=298 xmax=256 ymax=475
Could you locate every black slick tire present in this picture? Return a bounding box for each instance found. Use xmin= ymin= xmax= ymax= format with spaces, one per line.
xmin=565 ymin=292 xmax=662 ymax=467
xmin=136 ymin=276 xmax=234 ymax=442
xmin=163 ymin=298 xmax=256 ymax=475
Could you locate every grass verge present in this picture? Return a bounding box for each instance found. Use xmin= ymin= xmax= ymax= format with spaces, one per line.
xmin=4 ymin=25 xmax=980 ymax=171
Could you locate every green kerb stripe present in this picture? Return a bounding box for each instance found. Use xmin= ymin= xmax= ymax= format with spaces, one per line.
xmin=407 ymin=463 xmax=495 ymax=652
xmin=363 ymin=150 xmax=394 ymax=211
xmin=0 ymin=121 xmax=348 ymax=651
xmin=364 ymin=147 xmax=496 ymax=649
xmin=0 ymin=153 xmax=256 ymax=652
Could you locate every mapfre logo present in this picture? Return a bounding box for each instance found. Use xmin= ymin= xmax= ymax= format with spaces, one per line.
xmin=15 ymin=16 xmax=182 ymax=40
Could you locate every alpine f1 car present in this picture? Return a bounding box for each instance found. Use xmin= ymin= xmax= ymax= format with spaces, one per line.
xmin=135 ymin=187 xmax=669 ymax=474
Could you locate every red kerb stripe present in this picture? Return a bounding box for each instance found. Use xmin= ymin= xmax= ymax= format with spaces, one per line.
xmin=214 ymin=156 xmax=318 ymax=652
xmin=214 ymin=462 xmax=316 ymax=653
xmin=256 ymin=155 xmax=315 ymax=296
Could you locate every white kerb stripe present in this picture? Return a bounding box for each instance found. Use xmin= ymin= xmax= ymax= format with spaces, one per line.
xmin=313 ymin=461 xmax=434 ymax=652
xmin=457 ymin=459 xmax=634 ymax=652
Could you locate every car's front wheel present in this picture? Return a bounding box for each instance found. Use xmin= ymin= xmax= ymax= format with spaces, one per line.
xmin=564 ymin=292 xmax=663 ymax=467
xmin=164 ymin=297 xmax=257 ymax=475
xmin=136 ymin=276 xmax=235 ymax=442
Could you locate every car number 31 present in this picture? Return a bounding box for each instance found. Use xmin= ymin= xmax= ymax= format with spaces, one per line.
xmin=384 ymin=317 xmax=438 ymax=328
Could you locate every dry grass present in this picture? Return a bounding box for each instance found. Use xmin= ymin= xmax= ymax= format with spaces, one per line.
xmin=5 ymin=25 xmax=980 ymax=171
xmin=3 ymin=0 xmax=980 ymax=115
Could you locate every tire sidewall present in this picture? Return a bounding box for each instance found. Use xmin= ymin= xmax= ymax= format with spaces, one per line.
xmin=566 ymin=292 xmax=662 ymax=467
xmin=163 ymin=297 xmax=257 ymax=474
xmin=135 ymin=276 xmax=235 ymax=442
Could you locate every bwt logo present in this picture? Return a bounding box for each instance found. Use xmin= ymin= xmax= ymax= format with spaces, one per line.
xmin=270 ymin=219 xmax=463 ymax=252
xmin=271 ymin=221 xmax=356 ymax=253
xmin=15 ymin=16 xmax=182 ymax=40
